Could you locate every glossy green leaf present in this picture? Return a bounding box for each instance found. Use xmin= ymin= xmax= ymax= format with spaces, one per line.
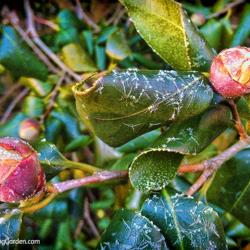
xmin=34 ymin=139 xmax=68 ymax=178
xmin=56 ymin=9 xmax=82 ymax=30
xmin=141 ymin=189 xmax=227 ymax=249
xmin=0 ymin=26 xmax=48 ymax=80
xmin=22 ymin=96 xmax=45 ymax=118
xmin=106 ymin=30 xmax=132 ymax=61
xmin=129 ymin=105 xmax=231 ymax=192
xmin=117 ymin=130 xmax=161 ymax=153
xmin=61 ymin=43 xmax=97 ymax=72
xmin=207 ymin=148 xmax=250 ymax=228
xmin=120 ymin=0 xmax=215 ymax=71
xmin=19 ymin=77 xmax=54 ymax=97
xmin=51 ymin=109 xmax=82 ymax=140
xmin=64 ymin=135 xmax=91 ymax=152
xmin=73 ymin=69 xmax=213 ymax=147
xmin=230 ymin=4 xmax=250 ymax=47
xmin=95 ymin=45 xmax=107 ymax=70
xmin=200 ymin=19 xmax=223 ymax=50
xmin=0 ymin=113 xmax=27 ymax=137
xmin=0 ymin=208 xmax=23 ymax=246
xmin=97 ymin=209 xmax=169 ymax=249
xmin=45 ymin=117 xmax=63 ymax=143
xmin=82 ymin=30 xmax=94 ymax=56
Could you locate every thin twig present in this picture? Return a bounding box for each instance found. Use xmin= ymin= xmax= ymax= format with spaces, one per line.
xmin=39 ymin=74 xmax=65 ymax=124
xmin=52 ymin=170 xmax=128 ymax=193
xmin=75 ymin=0 xmax=100 ymax=33
xmin=0 ymin=83 xmax=21 ymax=106
xmin=33 ymin=15 xmax=59 ymax=31
xmin=7 ymin=11 xmax=60 ymax=75
xmin=84 ymin=197 xmax=100 ymax=238
xmin=207 ymin=0 xmax=245 ymax=19
xmin=185 ymin=136 xmax=250 ymax=196
xmin=24 ymin=0 xmax=82 ymax=82
xmin=0 ymin=88 xmax=29 ymax=124
xmin=228 ymin=99 xmax=248 ymax=139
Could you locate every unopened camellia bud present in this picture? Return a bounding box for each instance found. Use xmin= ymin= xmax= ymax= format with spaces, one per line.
xmin=19 ymin=118 xmax=40 ymax=142
xmin=0 ymin=137 xmax=45 ymax=203
xmin=210 ymin=47 xmax=250 ymax=98
xmin=191 ymin=13 xmax=206 ymax=26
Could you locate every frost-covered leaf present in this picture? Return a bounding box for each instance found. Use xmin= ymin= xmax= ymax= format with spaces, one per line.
xmin=34 ymin=139 xmax=68 ymax=178
xmin=120 ymin=0 xmax=215 ymax=71
xmin=0 ymin=26 xmax=48 ymax=80
xmin=0 ymin=208 xmax=23 ymax=245
xmin=129 ymin=105 xmax=231 ymax=192
xmin=97 ymin=209 xmax=169 ymax=249
xmin=141 ymin=189 xmax=227 ymax=249
xmin=106 ymin=30 xmax=132 ymax=61
xmin=61 ymin=43 xmax=97 ymax=72
xmin=73 ymin=69 xmax=213 ymax=147
xmin=207 ymin=148 xmax=250 ymax=228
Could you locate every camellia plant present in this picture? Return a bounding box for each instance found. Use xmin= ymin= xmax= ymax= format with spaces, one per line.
xmin=0 ymin=0 xmax=250 ymax=249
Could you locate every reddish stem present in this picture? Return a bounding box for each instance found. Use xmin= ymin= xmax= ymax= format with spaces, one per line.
xmin=52 ymin=170 xmax=128 ymax=193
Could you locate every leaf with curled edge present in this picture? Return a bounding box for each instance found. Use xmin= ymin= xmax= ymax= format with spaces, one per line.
xmin=97 ymin=208 xmax=169 ymax=250
xmin=73 ymin=69 xmax=213 ymax=147
xmin=0 ymin=208 xmax=23 ymax=245
xmin=129 ymin=105 xmax=232 ymax=192
xmin=141 ymin=189 xmax=227 ymax=250
xmin=119 ymin=0 xmax=215 ymax=71
xmin=207 ymin=148 xmax=250 ymax=228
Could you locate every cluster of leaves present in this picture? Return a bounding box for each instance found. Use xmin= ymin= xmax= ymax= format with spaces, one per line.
xmin=0 ymin=0 xmax=250 ymax=249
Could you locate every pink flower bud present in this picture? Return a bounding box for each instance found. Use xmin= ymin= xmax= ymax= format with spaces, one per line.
xmin=210 ymin=47 xmax=250 ymax=98
xmin=191 ymin=13 xmax=206 ymax=26
xmin=0 ymin=137 xmax=45 ymax=203
xmin=19 ymin=118 xmax=40 ymax=142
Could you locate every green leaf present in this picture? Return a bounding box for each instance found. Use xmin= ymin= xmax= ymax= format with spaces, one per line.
xmin=97 ymin=209 xmax=169 ymax=249
xmin=120 ymin=0 xmax=215 ymax=71
xmin=56 ymin=9 xmax=82 ymax=30
xmin=130 ymin=151 xmax=183 ymax=192
xmin=19 ymin=77 xmax=54 ymax=97
xmin=34 ymin=139 xmax=68 ymax=178
xmin=141 ymin=189 xmax=227 ymax=250
xmin=61 ymin=43 xmax=97 ymax=72
xmin=0 ymin=26 xmax=48 ymax=80
xmin=106 ymin=30 xmax=132 ymax=61
xmin=0 ymin=113 xmax=27 ymax=137
xmin=22 ymin=96 xmax=45 ymax=118
xmin=129 ymin=105 xmax=231 ymax=192
xmin=0 ymin=208 xmax=23 ymax=246
xmin=200 ymin=19 xmax=223 ymax=50
xmin=95 ymin=45 xmax=107 ymax=70
xmin=230 ymin=4 xmax=250 ymax=47
xmin=73 ymin=69 xmax=213 ymax=147
xmin=117 ymin=130 xmax=161 ymax=153
xmin=207 ymin=148 xmax=250 ymax=228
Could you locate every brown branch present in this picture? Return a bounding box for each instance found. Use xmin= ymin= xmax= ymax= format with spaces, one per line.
xmin=24 ymin=0 xmax=82 ymax=82
xmin=207 ymin=0 xmax=245 ymax=19
xmin=52 ymin=170 xmax=128 ymax=193
xmin=0 ymin=88 xmax=29 ymax=124
xmin=228 ymin=99 xmax=248 ymax=139
xmin=33 ymin=15 xmax=59 ymax=31
xmin=7 ymin=11 xmax=60 ymax=75
xmin=39 ymin=74 xmax=65 ymax=124
xmin=0 ymin=83 xmax=21 ymax=106
xmin=75 ymin=0 xmax=100 ymax=33
xmin=84 ymin=197 xmax=100 ymax=238
xmin=185 ymin=137 xmax=250 ymax=196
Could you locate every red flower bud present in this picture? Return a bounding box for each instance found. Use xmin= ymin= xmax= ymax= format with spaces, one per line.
xmin=0 ymin=137 xmax=45 ymax=203
xmin=210 ymin=47 xmax=250 ymax=98
xmin=19 ymin=118 xmax=40 ymax=142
